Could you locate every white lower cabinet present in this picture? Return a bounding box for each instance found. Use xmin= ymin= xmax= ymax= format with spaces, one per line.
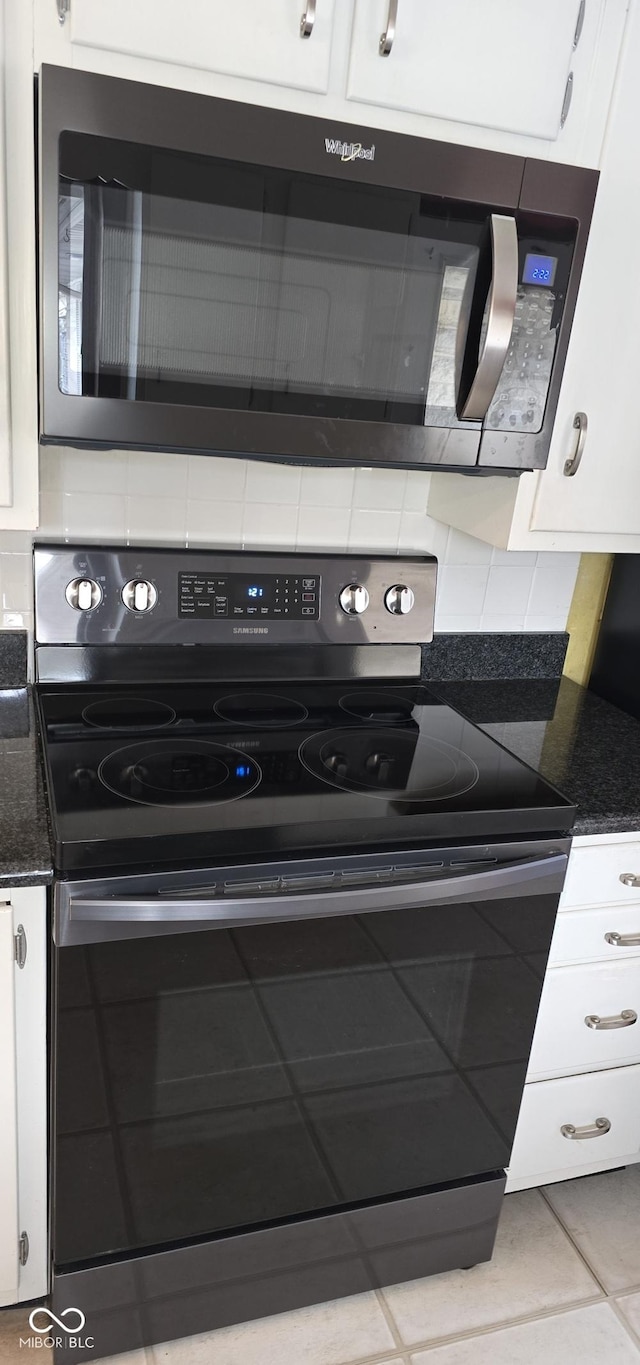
xmin=528 ymin=958 xmax=640 ymax=1081
xmin=0 ymin=886 xmax=47 ymax=1307
xmin=506 ymin=833 xmax=640 ymax=1192
xmin=507 ymin=1064 xmax=640 ymax=1192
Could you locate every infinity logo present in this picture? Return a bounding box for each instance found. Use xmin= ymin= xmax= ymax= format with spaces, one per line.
xmin=28 ymin=1307 xmax=86 ymax=1334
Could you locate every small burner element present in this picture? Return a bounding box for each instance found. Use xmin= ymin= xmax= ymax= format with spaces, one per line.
xmin=83 ymin=697 xmax=176 ymax=730
xmin=339 ymin=690 xmax=416 ymax=723
xmin=98 ymin=739 xmax=261 ymax=807
xmin=214 ymin=692 xmax=309 ymax=728
xmin=300 ymin=728 xmax=479 ymax=802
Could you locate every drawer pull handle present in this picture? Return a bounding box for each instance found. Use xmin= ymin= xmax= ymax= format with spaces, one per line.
xmin=605 ymin=931 xmax=640 ymax=947
xmin=619 ymin=873 xmax=640 ymax=887
xmin=561 ymin=1117 xmax=611 ymax=1141
xmin=585 ymin=1009 xmax=637 ymax=1030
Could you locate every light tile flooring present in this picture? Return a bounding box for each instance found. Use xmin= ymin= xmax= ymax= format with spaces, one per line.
xmin=5 ymin=1168 xmax=640 ymax=1363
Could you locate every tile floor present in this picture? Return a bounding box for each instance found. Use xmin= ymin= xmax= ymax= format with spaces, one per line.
xmin=4 ymin=1167 xmax=640 ymax=1363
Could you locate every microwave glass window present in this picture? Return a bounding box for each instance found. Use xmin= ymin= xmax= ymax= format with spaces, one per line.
xmin=57 ymin=133 xmax=485 ymax=428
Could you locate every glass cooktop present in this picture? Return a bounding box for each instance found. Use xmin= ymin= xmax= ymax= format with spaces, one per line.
xmin=37 ymin=681 xmax=575 ymax=873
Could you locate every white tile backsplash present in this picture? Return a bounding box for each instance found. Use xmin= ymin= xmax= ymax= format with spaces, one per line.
xmin=483 ymin=564 xmax=533 ymax=616
xmin=0 ymin=449 xmax=580 ymax=638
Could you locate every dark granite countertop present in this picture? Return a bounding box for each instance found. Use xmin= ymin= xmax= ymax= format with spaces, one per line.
xmin=0 ymin=687 xmax=53 ymax=887
xmin=431 ymin=675 xmax=640 ymax=838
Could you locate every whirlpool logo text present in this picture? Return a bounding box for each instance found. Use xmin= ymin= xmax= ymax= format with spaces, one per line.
xmin=324 ymin=138 xmax=375 ymax=162
xmin=20 ymin=1307 xmax=95 ymax=1351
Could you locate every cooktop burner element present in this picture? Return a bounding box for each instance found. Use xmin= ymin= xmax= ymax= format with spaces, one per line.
xmin=213 ymin=692 xmax=309 ymax=727
xmin=338 ymin=690 xmax=416 ymax=723
xmin=299 ymin=727 xmax=479 ymax=801
xmin=98 ymin=738 xmax=262 ymax=807
xmin=83 ymin=697 xmax=177 ymax=729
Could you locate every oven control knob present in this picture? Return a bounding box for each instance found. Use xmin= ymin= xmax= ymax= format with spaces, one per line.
xmin=384 ymin=584 xmax=415 ymax=616
xmin=339 ymin=584 xmax=369 ymax=615
xmin=122 ymin=579 xmax=158 ymax=614
xmin=65 ymin=577 xmax=102 ymax=612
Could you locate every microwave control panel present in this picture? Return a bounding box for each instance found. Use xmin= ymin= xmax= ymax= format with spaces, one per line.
xmin=485 ymin=286 xmax=557 ymax=436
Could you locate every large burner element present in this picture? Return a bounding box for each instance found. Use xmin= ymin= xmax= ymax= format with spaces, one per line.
xmin=300 ymin=728 xmax=479 ymax=802
xmin=214 ymin=692 xmax=309 ymax=728
xmin=98 ymin=739 xmax=261 ymax=807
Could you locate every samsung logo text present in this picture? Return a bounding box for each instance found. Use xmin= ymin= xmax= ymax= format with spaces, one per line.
xmin=233 ymin=626 xmax=269 ymax=635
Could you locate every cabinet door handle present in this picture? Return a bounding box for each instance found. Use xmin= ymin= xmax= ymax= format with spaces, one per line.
xmin=379 ymin=0 xmax=399 ymax=55
xmin=585 ymin=1009 xmax=637 ymax=1030
xmin=605 ymin=931 xmax=640 ymax=948
xmin=560 ymin=71 xmax=574 ymax=128
xmin=561 ymin=1117 xmax=611 ymax=1140
xmin=563 ymin=411 xmax=587 ymax=476
xmin=620 ymin=873 xmax=640 ymax=888
xmin=573 ymin=0 xmax=586 ymax=49
xmin=300 ymin=1 xmax=316 ymax=37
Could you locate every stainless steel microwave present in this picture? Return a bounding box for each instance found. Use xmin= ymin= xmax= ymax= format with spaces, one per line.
xmin=39 ymin=64 xmax=598 ymax=474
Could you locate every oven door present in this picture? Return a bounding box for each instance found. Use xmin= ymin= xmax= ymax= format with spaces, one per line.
xmin=40 ymin=65 xmax=594 ymax=473
xmin=52 ymin=845 xmax=567 ymax=1274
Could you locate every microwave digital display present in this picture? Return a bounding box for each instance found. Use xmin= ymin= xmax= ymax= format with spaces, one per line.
xmin=522 ymin=253 xmax=558 ymax=287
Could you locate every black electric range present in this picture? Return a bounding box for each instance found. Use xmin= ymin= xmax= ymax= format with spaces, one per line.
xmin=39 ymin=678 xmax=574 ymax=875
xmin=34 ymin=545 xmax=575 ymax=1365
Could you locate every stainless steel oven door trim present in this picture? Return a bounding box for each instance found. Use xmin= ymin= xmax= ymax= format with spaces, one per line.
xmin=59 ymin=854 xmax=568 ymax=944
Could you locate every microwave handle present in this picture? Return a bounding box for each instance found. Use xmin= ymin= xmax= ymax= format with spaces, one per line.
xmin=457 ymin=214 xmax=519 ymax=423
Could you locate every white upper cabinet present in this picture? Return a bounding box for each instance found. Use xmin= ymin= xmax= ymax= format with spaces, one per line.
xmin=348 ymin=0 xmax=579 ymax=138
xmin=528 ymin=0 xmax=640 ymax=537
xmin=346 ymin=0 xmax=629 ymax=165
xmin=65 ymin=0 xmax=337 ymax=94
xmin=0 ymin=0 xmax=39 ymax=529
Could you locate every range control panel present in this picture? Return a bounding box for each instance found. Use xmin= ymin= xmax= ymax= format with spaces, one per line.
xmin=178 ymin=572 xmax=320 ymax=621
xmin=34 ymin=546 xmax=437 ymax=647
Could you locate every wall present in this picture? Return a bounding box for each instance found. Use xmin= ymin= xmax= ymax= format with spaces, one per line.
xmin=0 ymin=449 xmax=580 ymax=636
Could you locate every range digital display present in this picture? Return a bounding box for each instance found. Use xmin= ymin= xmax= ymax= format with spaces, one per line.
xmin=522 ymin=253 xmax=557 ymax=287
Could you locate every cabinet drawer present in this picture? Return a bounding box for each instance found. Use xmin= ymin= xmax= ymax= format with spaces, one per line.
xmin=549 ymin=903 xmax=640 ymax=967
xmin=561 ymin=842 xmax=640 ymax=910
xmin=528 ymin=959 xmax=640 ymax=1080
xmin=508 ymin=1065 xmax=640 ymax=1184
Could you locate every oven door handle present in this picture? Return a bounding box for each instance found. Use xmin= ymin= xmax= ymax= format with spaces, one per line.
xmin=457 ymin=213 xmax=519 ymax=423
xmin=65 ymin=854 xmax=568 ymax=937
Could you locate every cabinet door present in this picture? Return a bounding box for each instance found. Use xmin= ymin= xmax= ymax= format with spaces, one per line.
xmin=347 ymin=0 xmax=580 ymax=140
xmin=530 ymin=0 xmax=640 ymax=535
xmin=0 ymin=10 xmax=14 ymax=510
xmin=68 ymin=0 xmax=336 ymax=94
xmin=0 ymin=900 xmax=18 ymax=1307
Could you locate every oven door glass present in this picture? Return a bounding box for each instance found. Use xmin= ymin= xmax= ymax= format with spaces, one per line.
xmin=58 ymin=132 xmax=484 ymax=430
xmin=54 ymin=879 xmax=557 ymax=1268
